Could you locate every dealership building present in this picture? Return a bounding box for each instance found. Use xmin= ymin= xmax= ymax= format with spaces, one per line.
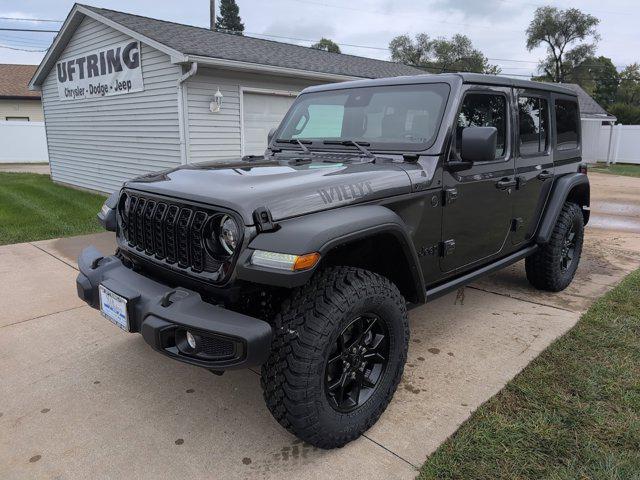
xmin=29 ymin=4 xmax=422 ymax=193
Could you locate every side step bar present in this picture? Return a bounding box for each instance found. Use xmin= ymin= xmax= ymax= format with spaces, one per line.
xmin=425 ymin=245 xmax=538 ymax=302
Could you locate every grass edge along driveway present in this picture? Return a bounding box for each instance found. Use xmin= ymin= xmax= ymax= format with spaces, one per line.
xmin=591 ymin=163 xmax=640 ymax=178
xmin=419 ymin=268 xmax=640 ymax=480
xmin=0 ymin=172 xmax=105 ymax=246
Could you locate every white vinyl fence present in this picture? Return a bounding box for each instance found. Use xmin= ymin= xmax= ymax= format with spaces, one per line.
xmin=582 ymin=120 xmax=640 ymax=165
xmin=0 ymin=121 xmax=49 ymax=163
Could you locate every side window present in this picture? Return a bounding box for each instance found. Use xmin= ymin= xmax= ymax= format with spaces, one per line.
xmin=518 ymin=96 xmax=549 ymax=155
xmin=456 ymin=93 xmax=507 ymax=159
xmin=555 ymin=99 xmax=579 ymax=150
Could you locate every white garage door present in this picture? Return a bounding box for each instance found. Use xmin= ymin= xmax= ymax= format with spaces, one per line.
xmin=242 ymin=92 xmax=296 ymax=156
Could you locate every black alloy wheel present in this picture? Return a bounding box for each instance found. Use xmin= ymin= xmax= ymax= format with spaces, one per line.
xmin=324 ymin=314 xmax=389 ymax=413
xmin=560 ymin=225 xmax=577 ymax=272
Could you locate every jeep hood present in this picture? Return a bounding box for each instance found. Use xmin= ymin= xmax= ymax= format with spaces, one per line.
xmin=124 ymin=156 xmax=415 ymax=225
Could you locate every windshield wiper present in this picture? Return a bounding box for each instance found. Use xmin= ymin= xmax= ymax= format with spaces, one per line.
xmin=275 ymin=138 xmax=313 ymax=154
xmin=322 ymin=140 xmax=375 ymax=159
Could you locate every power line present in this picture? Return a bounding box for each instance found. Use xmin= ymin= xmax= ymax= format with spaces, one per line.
xmin=0 ymin=44 xmax=47 ymax=52
xmin=0 ymin=28 xmax=58 ymax=33
xmin=0 ymin=16 xmax=63 ymax=23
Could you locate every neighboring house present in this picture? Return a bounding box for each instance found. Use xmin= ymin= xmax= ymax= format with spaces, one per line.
xmin=0 ymin=64 xmax=43 ymax=121
xmin=561 ymin=83 xmax=617 ymax=163
xmin=0 ymin=64 xmax=48 ymax=164
xmin=29 ymin=4 xmax=423 ymax=193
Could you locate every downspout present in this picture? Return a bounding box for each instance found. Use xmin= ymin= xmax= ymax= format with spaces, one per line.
xmin=177 ymin=61 xmax=198 ymax=165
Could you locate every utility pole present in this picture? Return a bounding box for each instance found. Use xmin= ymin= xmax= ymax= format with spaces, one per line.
xmin=210 ymin=0 xmax=216 ymax=30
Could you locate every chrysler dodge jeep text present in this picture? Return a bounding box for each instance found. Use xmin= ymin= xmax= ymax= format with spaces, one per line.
xmin=77 ymin=73 xmax=589 ymax=448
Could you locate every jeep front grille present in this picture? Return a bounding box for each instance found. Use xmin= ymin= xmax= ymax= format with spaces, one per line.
xmin=120 ymin=192 xmax=235 ymax=276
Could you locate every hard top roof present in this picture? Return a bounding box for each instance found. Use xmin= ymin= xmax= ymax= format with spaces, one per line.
xmin=302 ymin=73 xmax=578 ymax=96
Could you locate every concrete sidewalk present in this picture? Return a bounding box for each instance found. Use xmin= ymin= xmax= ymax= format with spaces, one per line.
xmin=1 ymin=172 xmax=639 ymax=480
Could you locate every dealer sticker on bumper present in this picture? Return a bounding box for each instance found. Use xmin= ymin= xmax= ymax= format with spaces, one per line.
xmin=99 ymin=284 xmax=129 ymax=332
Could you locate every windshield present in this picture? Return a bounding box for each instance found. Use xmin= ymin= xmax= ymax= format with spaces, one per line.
xmin=276 ymin=83 xmax=450 ymax=151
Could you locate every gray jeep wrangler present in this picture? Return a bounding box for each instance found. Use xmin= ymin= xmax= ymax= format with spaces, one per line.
xmin=77 ymin=73 xmax=589 ymax=448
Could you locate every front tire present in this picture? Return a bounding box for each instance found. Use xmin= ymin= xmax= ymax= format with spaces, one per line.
xmin=526 ymin=201 xmax=584 ymax=292
xmin=260 ymin=267 xmax=409 ymax=449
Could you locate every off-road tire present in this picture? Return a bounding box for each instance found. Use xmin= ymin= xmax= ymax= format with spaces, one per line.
xmin=260 ymin=266 xmax=409 ymax=449
xmin=526 ymin=201 xmax=584 ymax=292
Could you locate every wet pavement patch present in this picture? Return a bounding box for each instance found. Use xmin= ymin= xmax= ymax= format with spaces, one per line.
xmin=428 ymin=348 xmax=440 ymax=354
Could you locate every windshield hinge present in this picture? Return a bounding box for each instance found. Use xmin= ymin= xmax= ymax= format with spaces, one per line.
xmin=403 ymin=153 xmax=420 ymax=162
xmin=253 ymin=206 xmax=278 ymax=232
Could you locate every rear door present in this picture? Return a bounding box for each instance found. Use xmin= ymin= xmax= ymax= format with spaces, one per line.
xmin=511 ymin=89 xmax=554 ymax=245
xmin=440 ymin=86 xmax=515 ymax=273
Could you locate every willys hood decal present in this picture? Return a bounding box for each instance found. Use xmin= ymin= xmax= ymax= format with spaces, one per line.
xmin=124 ymin=155 xmax=433 ymax=225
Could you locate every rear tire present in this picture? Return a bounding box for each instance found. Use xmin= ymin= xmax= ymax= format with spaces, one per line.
xmin=260 ymin=266 xmax=409 ymax=449
xmin=526 ymin=201 xmax=584 ymax=292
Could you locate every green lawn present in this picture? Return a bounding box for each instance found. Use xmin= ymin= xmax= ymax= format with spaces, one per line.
xmin=0 ymin=172 xmax=106 ymax=245
xmin=591 ymin=163 xmax=640 ymax=178
xmin=419 ymin=269 xmax=640 ymax=480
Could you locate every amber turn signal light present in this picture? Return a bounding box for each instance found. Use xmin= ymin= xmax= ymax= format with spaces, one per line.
xmin=293 ymin=252 xmax=321 ymax=271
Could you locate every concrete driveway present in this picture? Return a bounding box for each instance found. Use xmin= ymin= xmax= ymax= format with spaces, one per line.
xmin=1 ymin=172 xmax=639 ymax=480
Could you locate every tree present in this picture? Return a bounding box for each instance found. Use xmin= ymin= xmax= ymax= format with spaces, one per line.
xmin=389 ymin=33 xmax=500 ymax=74
xmin=526 ymin=6 xmax=599 ymax=83
xmin=311 ymin=38 xmax=341 ymax=54
xmin=608 ymin=103 xmax=640 ymax=124
xmin=617 ymin=64 xmax=640 ymax=106
xmin=589 ymin=57 xmax=620 ymax=106
xmin=216 ymin=0 xmax=244 ymax=34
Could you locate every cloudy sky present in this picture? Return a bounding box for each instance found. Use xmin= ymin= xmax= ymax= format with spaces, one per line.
xmin=0 ymin=0 xmax=637 ymax=77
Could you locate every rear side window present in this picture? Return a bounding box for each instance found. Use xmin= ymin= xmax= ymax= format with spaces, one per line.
xmin=456 ymin=93 xmax=508 ymax=158
xmin=518 ymin=96 xmax=549 ymax=155
xmin=555 ymin=99 xmax=579 ymax=150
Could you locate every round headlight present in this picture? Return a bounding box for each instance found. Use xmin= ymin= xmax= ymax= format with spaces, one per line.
xmin=218 ymin=214 xmax=239 ymax=255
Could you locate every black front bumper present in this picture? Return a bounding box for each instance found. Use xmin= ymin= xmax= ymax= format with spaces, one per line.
xmin=76 ymin=246 xmax=273 ymax=370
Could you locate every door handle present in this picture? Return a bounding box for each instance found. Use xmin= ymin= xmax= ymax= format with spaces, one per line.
xmin=496 ymin=178 xmax=517 ymax=190
xmin=537 ymin=171 xmax=554 ymax=180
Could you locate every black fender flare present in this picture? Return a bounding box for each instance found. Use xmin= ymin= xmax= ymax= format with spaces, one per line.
xmin=235 ymin=205 xmax=425 ymax=300
xmin=536 ymin=173 xmax=589 ymax=244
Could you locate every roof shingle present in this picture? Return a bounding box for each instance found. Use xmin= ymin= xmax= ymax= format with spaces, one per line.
xmin=0 ymin=64 xmax=40 ymax=98
xmin=560 ymin=83 xmax=614 ymax=118
xmin=81 ymin=5 xmax=425 ymax=79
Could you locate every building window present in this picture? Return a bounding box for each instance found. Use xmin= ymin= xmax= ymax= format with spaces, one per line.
xmin=518 ymin=96 xmax=549 ymax=155
xmin=5 ymin=116 xmax=30 ymax=121
xmin=555 ymin=99 xmax=579 ymax=150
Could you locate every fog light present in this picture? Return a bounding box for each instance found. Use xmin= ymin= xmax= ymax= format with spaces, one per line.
xmin=186 ymin=331 xmax=197 ymax=349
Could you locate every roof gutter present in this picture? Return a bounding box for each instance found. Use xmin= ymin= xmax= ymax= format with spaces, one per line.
xmin=182 ymin=54 xmax=362 ymax=82
xmin=177 ymin=61 xmax=198 ymax=165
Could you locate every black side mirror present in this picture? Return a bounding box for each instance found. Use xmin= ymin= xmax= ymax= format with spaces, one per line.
xmin=461 ymin=126 xmax=497 ymax=163
xmin=267 ymin=127 xmax=277 ymax=145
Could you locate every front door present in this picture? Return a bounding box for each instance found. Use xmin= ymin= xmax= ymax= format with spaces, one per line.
xmin=512 ymin=90 xmax=554 ymax=245
xmin=440 ymin=87 xmax=515 ymax=273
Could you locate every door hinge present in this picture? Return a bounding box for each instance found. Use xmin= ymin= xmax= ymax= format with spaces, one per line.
xmin=253 ymin=206 xmax=278 ymax=232
xmin=511 ymin=217 xmax=523 ymax=232
xmin=443 ymin=188 xmax=458 ymax=206
xmin=440 ymin=239 xmax=456 ymax=256
xmin=516 ymin=176 xmax=527 ymax=189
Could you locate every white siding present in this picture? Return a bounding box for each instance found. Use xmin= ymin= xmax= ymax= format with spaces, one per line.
xmin=185 ymin=68 xmax=327 ymax=162
xmin=0 ymin=99 xmax=44 ymax=121
xmin=41 ymin=16 xmax=181 ymax=193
